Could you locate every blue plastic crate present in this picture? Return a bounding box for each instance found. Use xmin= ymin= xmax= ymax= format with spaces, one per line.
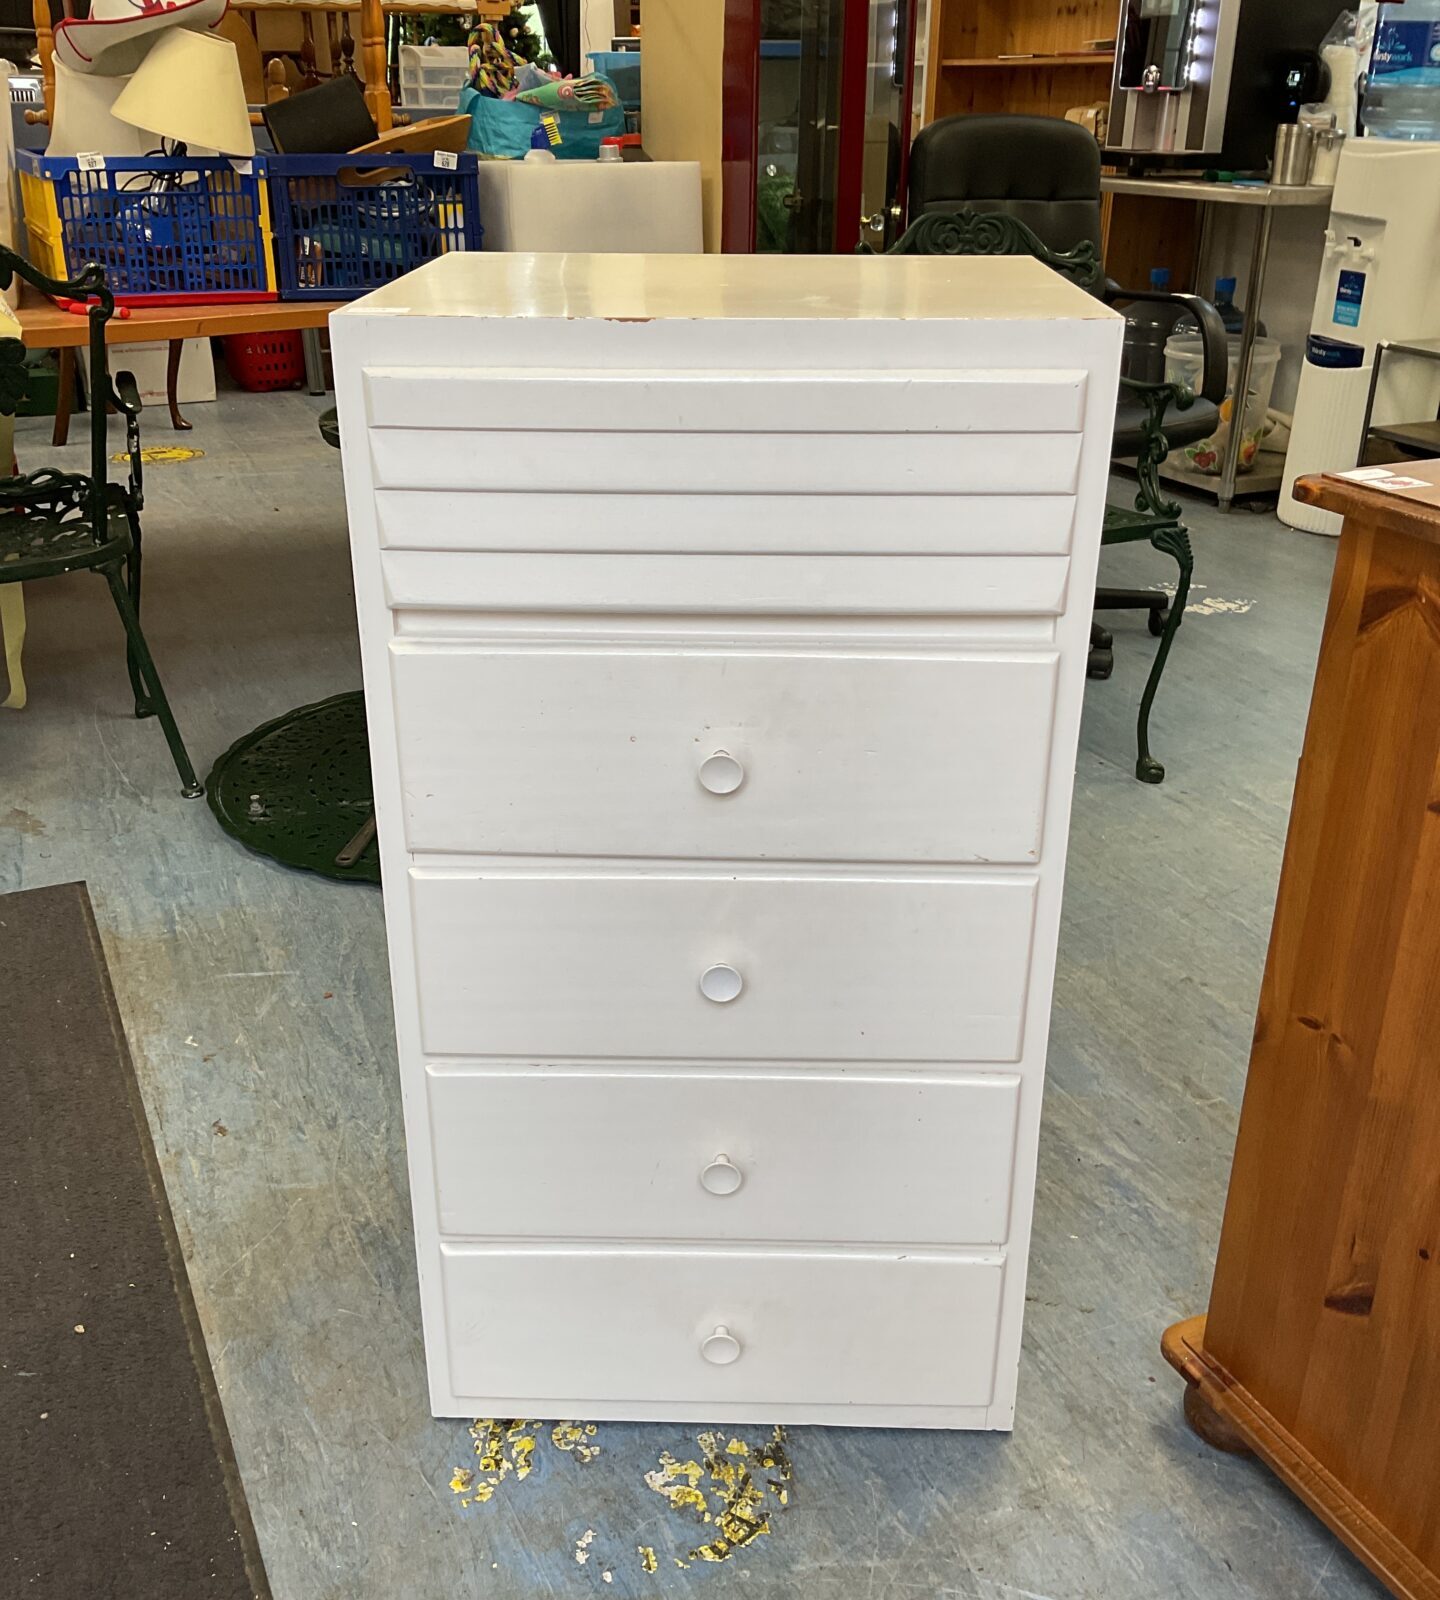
xmin=265 ymin=152 xmax=483 ymax=301
xmin=588 ymin=49 xmax=641 ymax=112
xmin=19 ymin=149 xmax=274 ymax=304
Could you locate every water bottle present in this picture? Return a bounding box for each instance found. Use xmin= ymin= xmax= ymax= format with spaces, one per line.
xmin=1213 ymin=277 xmax=1245 ymax=334
xmin=1123 ymin=268 xmax=1187 ymax=383
xmin=1365 ymin=0 xmax=1440 ymax=140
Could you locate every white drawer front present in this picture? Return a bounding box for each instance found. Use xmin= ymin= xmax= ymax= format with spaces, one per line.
xmin=364 ymin=367 xmax=1090 ymax=435
xmin=440 ymin=1244 xmax=1005 ymax=1410
xmin=381 ymin=551 xmax=1071 ymax=618
xmin=370 ymin=427 xmax=1081 ymax=498
xmin=365 ymin=366 xmax=1084 ymax=557
xmin=374 ymin=490 xmax=1078 ymax=557
xmin=392 ymin=646 xmax=1059 ymax=864
xmin=427 ymin=1069 xmax=1021 ymax=1246
xmin=409 ymin=870 xmax=1037 ymax=1062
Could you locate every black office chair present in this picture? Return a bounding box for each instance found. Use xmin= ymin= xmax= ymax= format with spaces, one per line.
xmin=898 ymin=113 xmax=1228 ymax=782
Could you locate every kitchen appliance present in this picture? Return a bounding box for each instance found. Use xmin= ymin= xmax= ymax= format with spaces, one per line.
xmin=1106 ymin=0 xmax=1338 ymax=171
xmin=1280 ymin=138 xmax=1440 ymax=534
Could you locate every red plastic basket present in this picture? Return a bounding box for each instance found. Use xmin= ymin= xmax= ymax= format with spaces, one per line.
xmin=223 ymin=331 xmax=306 ymax=392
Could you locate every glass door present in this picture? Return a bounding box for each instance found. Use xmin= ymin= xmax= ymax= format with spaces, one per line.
xmin=756 ymin=0 xmax=848 ymax=252
xmin=854 ymin=0 xmax=915 ymax=250
xmin=737 ymin=0 xmax=919 ymax=253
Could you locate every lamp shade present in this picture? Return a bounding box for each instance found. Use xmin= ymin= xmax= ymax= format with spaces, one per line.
xmin=111 ymin=30 xmax=255 ymax=157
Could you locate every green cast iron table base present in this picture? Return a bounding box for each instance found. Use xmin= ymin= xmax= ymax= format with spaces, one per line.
xmin=206 ymin=691 xmax=378 ymax=883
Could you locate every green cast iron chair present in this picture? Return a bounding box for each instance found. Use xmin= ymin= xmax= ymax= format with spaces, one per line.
xmin=0 ymin=247 xmax=201 ymax=796
xmin=879 ymin=113 xmax=1228 ymax=783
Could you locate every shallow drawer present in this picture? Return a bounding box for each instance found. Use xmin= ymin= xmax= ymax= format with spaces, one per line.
xmin=440 ymin=1243 xmax=1005 ymax=1410
xmin=427 ymin=1068 xmax=1021 ymax=1246
xmin=382 ymin=550 xmax=1071 ymax=618
xmin=392 ymin=646 xmax=1059 ymax=864
xmin=409 ymin=869 xmax=1037 ymax=1062
xmin=375 ymin=489 xmax=1078 ymax=557
xmin=364 ymin=366 xmax=1090 ymax=437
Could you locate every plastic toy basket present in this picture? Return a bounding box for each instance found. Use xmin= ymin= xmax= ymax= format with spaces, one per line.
xmin=223 ymin=331 xmax=306 ymax=392
xmin=19 ymin=150 xmax=275 ymax=305
xmin=265 ymin=152 xmax=483 ymax=301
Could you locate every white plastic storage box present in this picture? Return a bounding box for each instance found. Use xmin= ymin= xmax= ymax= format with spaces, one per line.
xmin=399 ymin=44 xmax=469 ymax=115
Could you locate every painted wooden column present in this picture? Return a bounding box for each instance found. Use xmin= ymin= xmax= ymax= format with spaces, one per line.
xmin=359 ymin=0 xmax=391 ymax=131
xmin=33 ymin=0 xmax=54 ymax=124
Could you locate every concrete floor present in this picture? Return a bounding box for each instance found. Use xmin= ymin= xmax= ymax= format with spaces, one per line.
xmin=2 ymin=390 xmax=1388 ymax=1600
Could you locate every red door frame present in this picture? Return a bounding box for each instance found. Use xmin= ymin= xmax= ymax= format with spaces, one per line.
xmin=833 ymin=0 xmax=872 ymax=253
xmin=720 ymin=0 xmax=760 ymax=253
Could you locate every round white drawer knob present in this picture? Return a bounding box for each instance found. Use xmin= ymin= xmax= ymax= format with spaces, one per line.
xmin=698 ymin=751 xmax=745 ymax=796
xmin=701 ymin=1325 xmax=742 ymax=1366
xmin=700 ymin=1154 xmax=743 ymax=1196
xmin=700 ymin=964 xmax=743 ymax=1004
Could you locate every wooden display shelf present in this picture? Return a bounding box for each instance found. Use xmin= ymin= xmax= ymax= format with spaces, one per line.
xmin=941 ymin=53 xmax=1114 ymax=68
xmin=922 ymin=0 xmax=1116 ymax=123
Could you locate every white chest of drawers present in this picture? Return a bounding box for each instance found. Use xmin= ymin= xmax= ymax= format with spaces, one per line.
xmin=333 ymin=252 xmax=1122 ymax=1429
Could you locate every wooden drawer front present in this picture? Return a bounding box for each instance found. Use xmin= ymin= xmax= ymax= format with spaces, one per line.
xmin=409 ymin=870 xmax=1037 ymax=1062
xmin=427 ymin=1069 xmax=1021 ymax=1246
xmin=392 ymin=647 xmax=1058 ymax=865
xmin=440 ymin=1244 xmax=1005 ymax=1410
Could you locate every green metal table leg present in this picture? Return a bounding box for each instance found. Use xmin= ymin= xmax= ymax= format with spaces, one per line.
xmin=102 ymin=563 xmax=202 ymax=797
xmin=123 ymin=505 xmax=152 ymax=719
xmin=1135 ymin=523 xmax=1193 ymax=785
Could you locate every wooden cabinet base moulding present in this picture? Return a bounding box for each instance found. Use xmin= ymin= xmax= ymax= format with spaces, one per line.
xmin=1163 ymin=463 xmax=1440 ymax=1600
xmin=1163 ymin=1318 xmax=1439 ymax=1600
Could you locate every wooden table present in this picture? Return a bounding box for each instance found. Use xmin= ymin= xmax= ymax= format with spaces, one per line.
xmin=15 ymin=288 xmax=343 ymax=445
xmin=1164 ymin=459 xmax=1440 ymax=1600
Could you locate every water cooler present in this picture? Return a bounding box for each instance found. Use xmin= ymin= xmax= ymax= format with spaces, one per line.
xmin=1280 ymin=140 xmax=1440 ymax=534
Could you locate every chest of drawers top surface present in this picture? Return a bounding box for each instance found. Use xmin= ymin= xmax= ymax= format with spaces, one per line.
xmin=333 ymin=250 xmax=1122 ymax=328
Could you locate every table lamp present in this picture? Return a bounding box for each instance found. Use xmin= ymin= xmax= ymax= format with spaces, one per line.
xmin=112 ymin=29 xmax=256 ymax=158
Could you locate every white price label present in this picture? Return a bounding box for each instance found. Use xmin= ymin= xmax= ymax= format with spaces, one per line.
xmin=434 ymin=150 xmax=459 ymax=170
xmin=76 ymin=151 xmax=105 ymax=172
xmin=588 ymin=111 xmax=604 ymax=125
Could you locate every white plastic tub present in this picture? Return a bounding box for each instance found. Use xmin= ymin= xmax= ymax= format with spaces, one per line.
xmin=1163 ymin=333 xmax=1281 ymax=474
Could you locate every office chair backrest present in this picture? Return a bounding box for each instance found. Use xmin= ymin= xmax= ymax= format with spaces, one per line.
xmin=908 ymin=113 xmax=1103 ymax=261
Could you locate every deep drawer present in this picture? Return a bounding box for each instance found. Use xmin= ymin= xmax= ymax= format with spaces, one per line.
xmin=391 ymin=645 xmax=1059 ymax=864
xmin=439 ymin=1243 xmax=1006 ymax=1410
xmin=426 ymin=1068 xmax=1021 ymax=1246
xmin=409 ymin=868 xmax=1038 ymax=1062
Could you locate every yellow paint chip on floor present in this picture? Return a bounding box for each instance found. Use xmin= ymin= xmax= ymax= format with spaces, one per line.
xmin=111 ymin=446 xmax=205 ymax=466
xmin=450 ymin=1419 xmax=795 ymax=1575
xmin=643 ymin=1427 xmax=794 ymax=1567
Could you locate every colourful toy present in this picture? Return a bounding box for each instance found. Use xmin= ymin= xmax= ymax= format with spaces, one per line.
xmin=465 ymin=20 xmax=520 ymax=98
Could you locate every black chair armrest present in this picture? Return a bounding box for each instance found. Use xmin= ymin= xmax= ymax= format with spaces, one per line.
xmin=110 ymin=370 xmax=142 ymax=418
xmin=110 ymin=370 xmax=144 ymax=508
xmin=1103 ymin=282 xmax=1228 ymax=405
